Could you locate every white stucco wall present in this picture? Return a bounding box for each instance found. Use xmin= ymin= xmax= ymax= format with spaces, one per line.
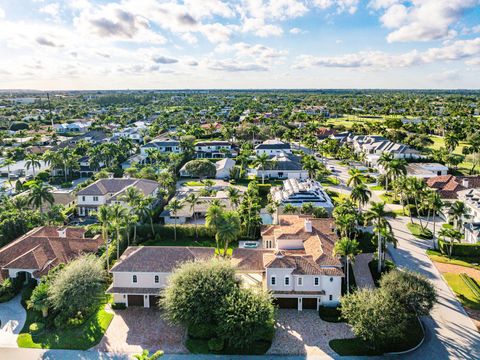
xmin=112 ymin=271 xmax=170 ymax=288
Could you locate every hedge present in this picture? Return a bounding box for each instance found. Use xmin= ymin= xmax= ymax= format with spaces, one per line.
xmin=135 ymin=224 xmax=215 ymax=243
xmin=438 ymin=239 xmax=480 ymax=258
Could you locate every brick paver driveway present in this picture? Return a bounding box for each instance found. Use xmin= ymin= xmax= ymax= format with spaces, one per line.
xmin=267 ymin=309 xmax=353 ymax=356
xmin=95 ymin=307 xmax=187 ymax=354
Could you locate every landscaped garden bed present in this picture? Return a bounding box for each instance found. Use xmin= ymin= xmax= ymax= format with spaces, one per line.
xmin=406 ymin=222 xmax=433 ymax=239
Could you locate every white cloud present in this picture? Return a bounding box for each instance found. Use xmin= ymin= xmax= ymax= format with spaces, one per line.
xmin=0 ymin=7 xmax=5 ymax=19
xmin=215 ymin=42 xmax=287 ymax=59
xmin=199 ymin=23 xmax=232 ymax=43
xmin=289 ymin=27 xmax=302 ymax=34
xmin=40 ymin=3 xmax=60 ymax=18
xmin=313 ymin=0 xmax=360 ymax=14
xmin=209 ymin=59 xmax=269 ymax=72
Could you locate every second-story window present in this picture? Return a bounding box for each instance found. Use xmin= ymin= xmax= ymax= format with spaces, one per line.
xmin=82 ymin=196 xmax=85 ymax=201
xmin=154 ymin=275 xmax=159 ymax=283
xmin=284 ymin=277 xmax=290 ymax=286
xmin=93 ymin=196 xmax=98 ymax=202
xmin=297 ymin=277 xmax=303 ymax=286
xmin=314 ymin=277 xmax=320 ymax=286
xmin=270 ymin=276 xmax=276 ymax=285
xmin=133 ymin=275 xmax=137 ymax=283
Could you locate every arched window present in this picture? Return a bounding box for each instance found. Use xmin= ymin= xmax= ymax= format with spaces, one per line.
xmin=154 ymin=275 xmax=159 ymax=283
xmin=133 ymin=275 xmax=137 ymax=283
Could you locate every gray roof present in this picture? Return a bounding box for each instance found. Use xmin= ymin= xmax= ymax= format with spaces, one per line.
xmin=77 ymin=178 xmax=158 ymax=197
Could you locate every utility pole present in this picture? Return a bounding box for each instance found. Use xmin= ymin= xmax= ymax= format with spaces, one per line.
xmin=47 ymin=92 xmax=54 ymax=128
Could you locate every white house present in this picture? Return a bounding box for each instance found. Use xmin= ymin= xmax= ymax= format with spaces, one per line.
xmin=77 ymin=178 xmax=159 ymax=216
xmin=458 ymin=188 xmax=480 ymax=243
xmin=405 ymin=163 xmax=449 ymax=179
xmin=255 ymin=140 xmax=292 ymax=156
xmin=140 ymin=138 xmax=182 ymax=156
xmin=107 ymin=215 xmax=343 ymax=310
xmin=194 ymin=141 xmax=237 ymax=159
xmin=179 ymin=158 xmax=236 ymax=180
xmin=251 ymin=153 xmax=308 ymax=180
xmin=55 ymin=121 xmax=91 ymax=134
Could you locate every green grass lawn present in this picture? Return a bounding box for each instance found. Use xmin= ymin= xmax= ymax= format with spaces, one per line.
xmin=329 ymin=317 xmax=423 ymax=356
xmin=426 ymin=249 xmax=480 ymax=270
xmin=369 ymin=185 xmax=384 ymax=191
xmin=426 ymin=135 xmax=476 ymax=175
xmin=443 ymin=273 xmax=480 ymax=310
xmin=183 ymin=181 xmax=204 ymax=186
xmin=379 ymin=193 xmax=399 ymax=204
xmin=406 ymin=222 xmax=433 ymax=240
xmin=17 ymin=295 xmax=113 ymax=350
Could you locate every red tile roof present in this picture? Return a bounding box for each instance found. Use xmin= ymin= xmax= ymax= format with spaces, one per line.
xmin=426 ymin=175 xmax=480 ymax=199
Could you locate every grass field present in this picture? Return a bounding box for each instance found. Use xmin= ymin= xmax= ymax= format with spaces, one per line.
xmin=426 ymin=135 xmax=475 ymax=175
xmin=443 ymin=273 xmax=480 ymax=310
xmin=426 ymin=249 xmax=480 ymax=271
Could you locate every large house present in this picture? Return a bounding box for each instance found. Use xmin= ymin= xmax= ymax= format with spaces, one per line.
xmin=77 ymin=178 xmax=159 ymax=217
xmin=252 ymin=153 xmax=308 ymax=180
xmin=140 ymin=138 xmax=182 ymax=156
xmin=179 ymin=158 xmax=236 ymax=180
xmin=107 ymin=216 xmax=343 ymax=310
xmin=271 ymin=179 xmax=334 ymax=213
xmin=458 ymin=188 xmax=480 ymax=243
xmin=55 ymin=121 xmax=91 ymax=134
xmin=405 ymin=163 xmax=448 ymax=179
xmin=255 ymin=140 xmax=292 ymax=156
xmin=0 ymin=226 xmax=102 ymax=282
xmin=194 ymin=141 xmax=237 ymax=159
xmin=426 ymin=175 xmax=480 ymax=199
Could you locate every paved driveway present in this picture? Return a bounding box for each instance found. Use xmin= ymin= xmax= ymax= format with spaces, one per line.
xmin=95 ymin=307 xmax=187 ymax=354
xmin=267 ymin=309 xmax=353 ymax=356
xmin=0 ymin=294 xmax=26 ymax=348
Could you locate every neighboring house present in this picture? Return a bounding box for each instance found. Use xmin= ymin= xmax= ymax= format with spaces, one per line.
xmin=107 ymin=215 xmax=343 ymax=310
xmin=255 ymin=140 xmax=292 ymax=156
xmin=0 ymin=226 xmax=102 ymax=282
xmin=179 ymin=158 xmax=235 ymax=180
xmin=316 ymin=127 xmax=336 ymax=140
xmin=77 ymin=178 xmax=159 ymax=216
xmin=107 ymin=247 xmax=215 ymax=307
xmin=194 ymin=141 xmax=237 ymax=159
xmin=55 ymin=121 xmax=91 ymax=134
xmin=251 ymin=153 xmax=308 ymax=180
xmin=271 ymin=179 xmax=334 ymax=213
xmin=405 ymin=163 xmax=449 ymax=179
xmin=426 ymin=175 xmax=480 ymax=200
xmin=121 ymin=154 xmax=148 ymax=170
xmin=458 ymin=188 xmax=480 ymax=244
xmin=112 ymin=122 xmax=148 ymax=143
xmin=54 ymin=130 xmax=109 ymax=150
xmin=79 ymin=156 xmax=106 ymax=178
xmin=140 ymin=138 xmax=182 ymax=156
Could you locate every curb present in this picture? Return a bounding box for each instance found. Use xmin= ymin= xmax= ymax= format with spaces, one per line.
xmin=385 ymin=316 xmax=425 ymax=356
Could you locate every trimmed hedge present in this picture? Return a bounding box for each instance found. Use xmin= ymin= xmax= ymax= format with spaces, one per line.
xmin=136 ymin=224 xmax=215 ymax=243
xmin=439 ymin=240 xmax=480 ymax=258
xmin=111 ymin=303 xmax=127 ymax=310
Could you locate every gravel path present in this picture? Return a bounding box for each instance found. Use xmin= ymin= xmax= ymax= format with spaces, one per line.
xmin=352 ymin=253 xmax=375 ymax=289
xmin=267 ymin=309 xmax=353 ymax=356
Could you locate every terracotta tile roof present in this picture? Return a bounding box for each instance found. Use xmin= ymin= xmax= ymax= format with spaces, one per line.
xmin=231 ymin=249 xmax=273 ymax=272
xmin=110 ymin=246 xmax=215 ymax=273
xmin=0 ymin=227 xmax=102 ymax=281
xmin=426 ymin=175 xmax=480 ymax=199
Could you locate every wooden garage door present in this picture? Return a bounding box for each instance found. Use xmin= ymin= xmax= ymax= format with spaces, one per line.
xmin=275 ymin=297 xmax=298 ymax=309
xmin=128 ymin=295 xmax=144 ymax=306
xmin=149 ymin=295 xmax=161 ymax=308
xmin=303 ymin=298 xmax=318 ymax=309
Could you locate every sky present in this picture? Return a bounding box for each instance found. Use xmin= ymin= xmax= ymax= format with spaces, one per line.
xmin=0 ymin=0 xmax=479 ymax=90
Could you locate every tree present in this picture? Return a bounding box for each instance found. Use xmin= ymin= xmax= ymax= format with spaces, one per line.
xmin=137 ymin=196 xmax=156 ymax=236
xmin=91 ymin=205 xmax=112 ymax=270
xmin=425 ymin=190 xmax=444 ymax=249
xmin=48 ymin=255 xmax=106 ymax=319
xmin=449 ymin=200 xmax=470 ymax=231
xmin=364 ymin=202 xmax=391 ymax=273
xmin=28 ymin=281 xmax=50 ymax=317
xmin=166 ymin=199 xmax=184 ymax=242
xmin=283 ymin=204 xmax=297 ymax=214
xmin=377 ymin=152 xmax=394 ymax=190
xmin=445 ymin=132 xmax=459 ymax=153
xmin=385 ymin=159 xmax=407 ymax=190
xmin=121 ymin=187 xmax=143 ymax=245
xmin=133 ymin=350 xmax=164 ymax=360
xmin=350 ymin=183 xmax=371 ymax=212
xmin=184 ymin=193 xmax=202 ymax=241
xmin=3 ymin=158 xmax=16 ymax=186
xmin=347 ymin=169 xmax=363 ymax=187
xmin=226 ymin=186 xmax=241 ymax=210
xmin=215 ymin=211 xmax=241 ymax=257
xmin=24 ymin=154 xmax=41 ymax=178
xmin=27 ymin=182 xmax=54 ymax=209
xmin=254 ymin=153 xmax=271 ymax=184
xmin=334 ymin=237 xmax=360 ymax=294
xmin=185 ymin=159 xmax=216 ymax=179
xmin=300 ymin=202 xmax=315 ymax=215
xmin=110 ymin=204 xmax=128 ymax=259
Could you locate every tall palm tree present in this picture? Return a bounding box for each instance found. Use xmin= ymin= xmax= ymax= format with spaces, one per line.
xmin=206 ymin=204 xmax=224 ymax=233
xmin=27 ymin=182 xmax=53 ymax=209
xmin=121 ymin=187 xmax=143 ymax=246
xmin=226 ymin=186 xmax=241 ymax=210
xmin=110 ymin=204 xmax=128 ymax=259
xmin=347 ymin=169 xmax=363 ymax=187
xmin=3 ymin=158 xmax=16 ymax=185
xmin=445 ymin=132 xmax=459 ymax=153
xmin=385 ymin=159 xmax=407 ymax=191
xmin=364 ymin=201 xmax=391 ymax=273
xmin=425 ymin=190 xmax=444 ymax=249
xmin=92 ymin=205 xmax=112 ymax=270
xmin=25 ymin=154 xmax=41 ymax=178
xmin=350 ymin=183 xmax=371 ymax=212
xmin=450 ymin=200 xmax=470 ymax=231
xmin=407 ymin=176 xmax=426 ymax=226
xmin=254 ymin=153 xmax=271 ymax=184
xmin=216 ymin=211 xmax=241 ymax=257
xmin=378 ymin=152 xmax=394 ymax=190
xmin=166 ymin=199 xmax=184 ymax=242
xmin=334 ymin=237 xmax=360 ymax=294
xmin=184 ymin=193 xmax=202 ymax=241
xmin=137 ymin=197 xmax=156 ymax=236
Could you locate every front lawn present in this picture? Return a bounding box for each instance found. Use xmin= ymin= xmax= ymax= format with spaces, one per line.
xmin=17 ymin=288 xmax=113 ymax=350
xmin=426 ymin=249 xmax=480 ymax=270
xmin=329 ymin=317 xmax=423 ymax=356
xmin=142 ymin=237 xmax=234 ymax=256
xmin=443 ymin=273 xmax=480 ymax=310
xmin=406 ymin=222 xmax=433 ymax=240
xmin=183 ymin=181 xmax=204 ymax=186
xmin=369 ymin=185 xmax=384 ymax=191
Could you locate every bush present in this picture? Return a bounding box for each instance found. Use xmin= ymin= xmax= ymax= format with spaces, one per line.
xmin=35 ymin=171 xmax=50 ymax=182
xmin=136 ymin=224 xmax=215 ymax=243
xmin=319 ymin=306 xmax=343 ymax=323
xmin=0 ymin=277 xmax=23 ymax=303
xmin=208 ymin=338 xmax=224 ymax=352
xmin=60 ymin=182 xmax=73 ymax=188
xmin=29 ymin=322 xmax=45 ymax=333
xmin=188 ymin=323 xmax=216 ymax=339
xmin=313 ymin=207 xmax=328 ymax=218
xmin=10 ymin=121 xmax=29 ymax=131
xmin=257 ymin=184 xmax=271 ymax=196
xmin=111 ymin=302 xmax=126 ymax=310
xmin=439 ymin=240 xmax=480 ymax=258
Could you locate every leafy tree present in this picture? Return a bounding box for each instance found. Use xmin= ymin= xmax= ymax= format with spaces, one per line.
xmin=92 ymin=205 xmax=112 ymax=270
xmin=48 ymin=255 xmax=106 ymax=319
xmin=334 ymin=237 xmax=361 ymax=294
xmin=350 ymin=183 xmax=371 ymax=212
xmin=133 ymin=350 xmax=164 ymax=360
xmin=185 ymin=159 xmax=216 ymax=179
xmin=27 ymin=182 xmax=54 ymax=210
xmin=283 ymin=203 xmax=297 ymax=214
xmin=28 ymin=281 xmax=50 ymax=317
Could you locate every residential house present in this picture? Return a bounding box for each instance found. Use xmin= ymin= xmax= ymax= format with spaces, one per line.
xmin=54 ymin=130 xmax=109 ymax=150
xmin=140 ymin=138 xmax=182 ymax=156
xmin=252 ymin=153 xmax=308 ymax=180
xmin=76 ymin=178 xmax=159 ymax=217
xmin=55 ymin=121 xmax=91 ymax=134
xmin=426 ymin=175 xmax=480 ymax=200
xmin=179 ymin=158 xmax=236 ymax=180
xmin=271 ymin=179 xmax=334 ymax=213
xmin=107 ymin=215 xmax=342 ymax=310
xmin=458 ymin=188 xmax=480 ymax=243
xmin=0 ymin=226 xmax=102 ymax=282
xmin=194 ymin=141 xmax=236 ymax=159
xmin=112 ymin=122 xmax=148 ymax=143
xmin=316 ymin=127 xmax=336 ymax=140
xmin=255 ymin=140 xmax=292 ymax=156
xmin=405 ymin=163 xmax=449 ymax=179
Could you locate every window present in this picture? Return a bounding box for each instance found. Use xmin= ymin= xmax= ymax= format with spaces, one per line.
xmin=271 ymin=276 xmax=276 ymax=285
xmin=132 ymin=275 xmax=137 ymax=283
xmin=297 ymin=277 xmax=303 ymax=286
xmin=330 ymin=277 xmax=333 ymax=282
xmin=82 ymin=196 xmax=85 ymax=201
xmin=314 ymin=277 xmax=319 ymax=286
xmin=93 ymin=196 xmax=98 ymax=202
xmin=154 ymin=275 xmax=159 ymax=283
xmin=284 ymin=277 xmax=290 ymax=286
xmin=329 ymin=295 xmax=333 ymax=301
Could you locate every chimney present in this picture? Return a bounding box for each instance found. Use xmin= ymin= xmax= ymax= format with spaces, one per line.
xmin=275 ymin=251 xmax=284 ymax=258
xmin=462 ymin=178 xmax=469 ymax=188
xmin=304 ymin=219 xmax=312 ymax=233
xmin=57 ymin=227 xmax=67 ymax=238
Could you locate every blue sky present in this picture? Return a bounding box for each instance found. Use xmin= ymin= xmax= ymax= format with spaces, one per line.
xmin=0 ymin=0 xmax=479 ymax=90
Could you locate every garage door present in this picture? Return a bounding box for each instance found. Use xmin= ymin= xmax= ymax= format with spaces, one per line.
xmin=149 ymin=295 xmax=161 ymax=308
xmin=275 ymin=297 xmax=298 ymax=309
xmin=128 ymin=295 xmax=144 ymax=306
xmin=303 ymin=298 xmax=318 ymax=309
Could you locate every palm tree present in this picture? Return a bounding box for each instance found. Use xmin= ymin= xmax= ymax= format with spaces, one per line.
xmin=364 ymin=202 xmax=391 ymax=273
xmin=166 ymin=199 xmax=184 ymax=242
xmin=378 ymin=152 xmax=394 ymax=190
xmin=407 ymin=176 xmax=426 ymax=226
xmin=3 ymin=158 xmax=15 ymax=186
xmin=347 ymin=169 xmax=363 ymax=187
xmin=206 ymin=204 xmax=224 ymax=232
xmin=254 ymin=153 xmax=271 ymax=184
xmin=445 ymin=132 xmax=459 ymax=153
xmin=184 ymin=193 xmax=202 ymax=241
xmin=92 ymin=205 xmax=112 ymax=270
xmin=27 ymin=182 xmax=53 ymax=209
xmin=226 ymin=187 xmax=241 ymax=210
xmin=450 ymin=200 xmax=470 ymax=231
xmin=216 ymin=211 xmax=241 ymax=257
xmin=350 ymin=183 xmax=371 ymax=212
xmin=121 ymin=187 xmax=143 ymax=245
xmin=425 ymin=190 xmax=444 ymax=249
xmin=25 ymin=154 xmax=41 ymax=178
xmin=439 ymin=228 xmax=462 ymax=256
xmin=137 ymin=197 xmax=156 ymax=236
xmin=385 ymin=159 xmax=407 ymax=191
xmin=334 ymin=237 xmax=360 ymax=294
xmin=110 ymin=204 xmax=128 ymax=260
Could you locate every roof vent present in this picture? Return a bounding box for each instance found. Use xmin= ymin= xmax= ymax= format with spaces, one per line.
xmin=304 ymin=219 xmax=312 ymax=233
xmin=57 ymin=227 xmax=67 ymax=238
xmin=462 ymin=179 xmax=469 ymax=188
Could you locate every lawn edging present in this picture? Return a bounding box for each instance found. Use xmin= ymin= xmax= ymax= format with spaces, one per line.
xmin=384 ymin=317 xmax=425 ymax=356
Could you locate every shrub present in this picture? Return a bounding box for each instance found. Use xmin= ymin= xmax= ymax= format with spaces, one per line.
xmin=0 ymin=277 xmax=23 ymax=303
xmin=438 ymin=240 xmax=480 ymax=258
xmin=60 ymin=182 xmax=73 ymax=188
xmin=313 ymin=207 xmax=328 ymax=218
xmin=10 ymin=121 xmax=29 ymax=131
xmin=208 ymin=338 xmax=224 ymax=352
xmin=257 ymin=184 xmax=271 ymax=196
xmin=111 ymin=302 xmax=127 ymax=310
xmin=188 ymin=323 xmax=216 ymax=339
xmin=35 ymin=171 xmax=50 ymax=182
xmin=136 ymin=224 xmax=215 ymax=243
xmin=29 ymin=322 xmax=45 ymax=333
